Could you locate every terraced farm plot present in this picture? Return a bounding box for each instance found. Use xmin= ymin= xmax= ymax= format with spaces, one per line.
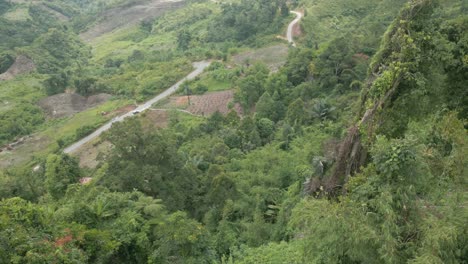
xmin=168 ymin=90 xmax=242 ymax=116
xmin=232 ymin=44 xmax=289 ymax=72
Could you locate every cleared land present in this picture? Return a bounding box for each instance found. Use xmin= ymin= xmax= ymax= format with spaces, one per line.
xmin=166 ymin=90 xmax=242 ymax=116
xmin=80 ymin=0 xmax=185 ymax=42
xmin=73 ymin=90 xmax=242 ymax=168
xmin=0 ymin=99 xmax=130 ymax=168
xmin=38 ymin=93 xmax=112 ymax=118
xmin=0 ymin=55 xmax=36 ymax=81
xmin=232 ymin=44 xmax=289 ymax=72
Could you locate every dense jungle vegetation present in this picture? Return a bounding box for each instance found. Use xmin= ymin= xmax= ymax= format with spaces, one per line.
xmin=0 ymin=0 xmax=467 ymax=263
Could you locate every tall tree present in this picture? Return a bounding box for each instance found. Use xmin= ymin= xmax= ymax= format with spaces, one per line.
xmin=45 ymin=154 xmax=81 ymax=199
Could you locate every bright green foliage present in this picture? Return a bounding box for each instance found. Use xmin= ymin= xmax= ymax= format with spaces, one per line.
xmin=177 ymin=30 xmax=192 ymax=51
xmin=207 ymin=0 xmax=288 ymax=42
xmin=45 ymin=154 xmax=81 ymax=199
xmin=0 ymin=103 xmax=45 ymax=145
xmin=286 ymin=98 xmax=305 ymax=125
xmin=0 ymin=0 xmax=466 ymax=263
xmin=74 ymin=77 xmax=98 ymax=96
xmin=231 ymin=241 xmax=302 ymax=264
xmin=0 ymin=185 xmax=214 ymax=263
xmin=283 ymin=48 xmax=313 ymax=86
xmin=44 ymin=71 xmax=69 ymax=95
xmin=441 ymin=16 xmax=468 ymax=118
xmin=31 ymin=28 xmax=90 ymax=74
xmin=285 ymin=1 xmax=468 ymax=263
xmin=150 ymin=211 xmax=211 ymax=264
xmin=310 ymin=98 xmax=335 ymax=122
xmin=290 ymin=112 xmax=468 ymax=263
xmin=236 ymin=63 xmax=269 ymax=109
xmin=312 ymin=35 xmax=368 ymax=93
xmin=265 ymin=73 xmax=292 ymax=107
xmin=300 ymin=0 xmax=407 ymax=51
xmin=255 ymin=92 xmax=276 ymax=121
xmin=0 ymin=51 xmax=14 ymax=73
xmin=101 ymin=118 xmax=196 ymax=211
xmin=256 ymin=118 xmax=275 ymax=144
xmin=0 ymin=197 xmax=87 ymax=263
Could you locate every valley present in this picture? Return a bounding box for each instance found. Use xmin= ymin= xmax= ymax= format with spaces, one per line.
xmin=0 ymin=0 xmax=466 ymax=263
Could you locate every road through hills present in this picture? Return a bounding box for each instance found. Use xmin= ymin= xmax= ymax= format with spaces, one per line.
xmin=64 ymin=61 xmax=210 ymax=154
xmin=65 ymin=13 xmax=304 ymax=154
xmin=287 ymin=11 xmax=302 ymax=47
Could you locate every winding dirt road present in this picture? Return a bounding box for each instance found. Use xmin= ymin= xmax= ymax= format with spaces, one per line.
xmin=287 ymin=11 xmax=302 ymax=47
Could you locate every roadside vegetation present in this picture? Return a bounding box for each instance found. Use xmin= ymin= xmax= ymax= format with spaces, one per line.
xmin=0 ymin=0 xmax=466 ymax=263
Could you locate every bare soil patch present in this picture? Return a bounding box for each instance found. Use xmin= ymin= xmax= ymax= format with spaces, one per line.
xmin=38 ymin=93 xmax=112 ymax=118
xmin=232 ymin=45 xmax=289 ymax=72
xmin=80 ymin=0 xmax=185 ymax=42
xmin=168 ymin=90 xmax=242 ymax=116
xmin=0 ymin=55 xmax=36 ymax=81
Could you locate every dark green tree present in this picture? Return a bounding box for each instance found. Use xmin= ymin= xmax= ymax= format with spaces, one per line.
xmin=44 ymin=72 xmax=69 ymax=95
xmin=281 ymin=2 xmax=290 ymax=17
xmin=102 ymin=118 xmax=196 ymax=211
xmin=255 ymin=92 xmax=276 ymax=121
xmin=237 ymin=63 xmax=269 ymax=109
xmin=74 ymin=77 xmax=97 ymax=96
xmin=177 ymin=30 xmax=192 ymax=51
xmin=256 ymin=118 xmax=275 ymax=144
xmin=286 ymin=98 xmax=305 ymax=125
xmin=284 ymin=48 xmax=313 ymax=86
xmin=0 ymin=52 xmax=14 ymax=73
xmin=45 ymin=154 xmax=81 ymax=199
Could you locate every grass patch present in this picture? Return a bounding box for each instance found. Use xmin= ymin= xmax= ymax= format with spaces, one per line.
xmin=42 ymin=99 xmax=129 ymax=140
xmin=91 ymin=25 xmax=175 ymax=62
xmin=0 ymin=75 xmax=45 ymax=113
xmin=231 ymin=44 xmax=289 ymax=70
xmin=167 ymin=109 xmax=205 ymax=128
xmin=0 ymin=99 xmax=130 ymax=168
xmin=3 ymin=7 xmax=31 ymax=21
xmin=199 ymin=76 xmax=231 ymax=92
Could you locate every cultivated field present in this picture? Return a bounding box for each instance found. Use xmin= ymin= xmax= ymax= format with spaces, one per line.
xmin=167 ymin=90 xmax=242 ymax=116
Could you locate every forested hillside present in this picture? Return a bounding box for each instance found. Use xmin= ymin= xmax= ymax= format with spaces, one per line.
xmin=0 ymin=0 xmax=466 ymax=263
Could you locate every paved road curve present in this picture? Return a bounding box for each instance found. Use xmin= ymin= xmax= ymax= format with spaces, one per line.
xmin=287 ymin=11 xmax=302 ymax=47
xmin=64 ymin=61 xmax=211 ymax=154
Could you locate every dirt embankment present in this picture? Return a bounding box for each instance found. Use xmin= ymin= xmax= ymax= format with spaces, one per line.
xmin=38 ymin=93 xmax=112 ymax=118
xmin=80 ymin=0 xmax=185 ymax=42
xmin=0 ymin=55 xmax=36 ymax=81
